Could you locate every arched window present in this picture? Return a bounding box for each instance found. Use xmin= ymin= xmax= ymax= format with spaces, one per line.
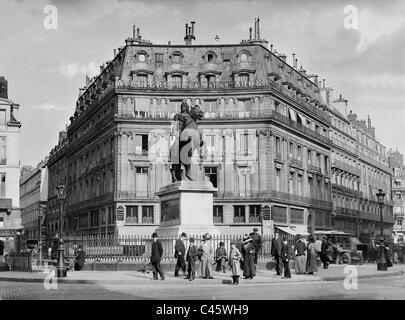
xmin=171 ymin=51 xmax=183 ymax=64
xmin=240 ymin=53 xmax=248 ymax=62
xmin=208 ymin=53 xmax=214 ymax=62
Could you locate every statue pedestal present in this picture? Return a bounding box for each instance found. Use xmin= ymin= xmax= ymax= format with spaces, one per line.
xmin=155 ymin=180 xmax=220 ymax=238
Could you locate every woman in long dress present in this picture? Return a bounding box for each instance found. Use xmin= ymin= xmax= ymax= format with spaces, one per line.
xmin=306 ymin=237 xmax=318 ymax=274
xmin=198 ymin=234 xmax=214 ymax=279
xmin=229 ymin=241 xmax=242 ymax=285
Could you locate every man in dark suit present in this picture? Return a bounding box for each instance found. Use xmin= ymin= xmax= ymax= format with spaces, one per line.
xmin=281 ymin=237 xmax=292 ymax=278
xmin=251 ymin=228 xmax=263 ymax=265
xmin=271 ymin=231 xmax=283 ymax=276
xmin=174 ymin=232 xmax=187 ymax=277
xmin=185 ymin=237 xmax=199 ymax=281
xmin=320 ymin=236 xmax=329 ymax=269
xmin=151 ymin=232 xmax=165 ymax=280
xmin=74 ymin=244 xmax=86 ymax=271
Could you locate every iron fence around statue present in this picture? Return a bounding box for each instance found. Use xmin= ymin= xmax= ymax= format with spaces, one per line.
xmin=62 ymin=234 xmax=297 ymax=263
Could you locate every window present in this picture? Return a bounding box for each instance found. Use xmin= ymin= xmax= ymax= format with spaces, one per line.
xmin=107 ymin=206 xmax=115 ymax=224
xmin=136 ymin=167 xmax=148 ymax=197
xmin=290 ymin=208 xmax=304 ymax=224
xmin=172 ymin=53 xmax=182 ymax=63
xmin=239 ymin=73 xmax=249 ymax=83
xmin=0 ymin=174 xmax=5 ymax=198
xmin=238 ymin=167 xmax=251 ymax=197
xmin=204 ymin=167 xmax=218 ymax=188
xmin=142 ymin=206 xmax=154 ymax=223
xmin=206 ymin=75 xmax=215 ymax=86
xmin=137 ymin=74 xmax=147 ymax=86
xmin=90 ymin=210 xmax=99 ymax=227
xmin=297 ymin=145 xmax=302 ymax=161
xmin=396 ymin=193 xmax=402 ymax=200
xmin=275 ymin=137 xmax=281 ymax=157
xmin=240 ymin=133 xmax=249 ymax=156
xmin=172 ymin=75 xmax=182 ymax=87
xmin=0 ymin=217 xmax=3 ymax=228
xmin=240 ymin=53 xmax=248 ymax=62
xmin=276 ymin=168 xmax=281 ymax=191
xmin=101 ymin=208 xmax=106 ymax=225
xmin=307 ymin=149 xmax=312 ymax=165
xmin=233 ymin=206 xmax=245 ymax=223
xmin=289 ymin=142 xmax=294 ymax=158
xmin=207 ymin=53 xmax=214 ymax=62
xmin=0 ymin=137 xmax=6 ymax=165
xmin=135 ymin=134 xmax=148 ymax=155
xmin=155 ymin=53 xmax=163 ymax=64
xmin=138 ymin=53 xmax=146 ymax=62
xmin=272 ymin=206 xmax=287 ymax=224
xmin=249 ymin=205 xmax=261 ymax=223
xmin=126 ymin=206 xmax=138 ymax=223
xmin=213 ymin=206 xmax=223 ymax=223
xmin=0 ymin=110 xmax=6 ymax=126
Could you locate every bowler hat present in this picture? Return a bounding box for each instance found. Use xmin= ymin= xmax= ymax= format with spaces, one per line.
xmin=152 ymin=232 xmax=158 ymax=238
xmin=203 ymin=233 xmax=212 ymax=240
xmin=219 ymin=242 xmax=225 ymax=246
xmin=253 ymin=227 xmax=259 ymax=232
xmin=243 ymin=234 xmax=252 ymax=242
xmin=190 ymin=237 xmax=195 ymax=242
xmin=181 ymin=232 xmax=187 ymax=238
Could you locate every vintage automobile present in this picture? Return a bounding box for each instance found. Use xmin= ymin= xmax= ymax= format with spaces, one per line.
xmin=314 ymin=230 xmax=365 ymax=265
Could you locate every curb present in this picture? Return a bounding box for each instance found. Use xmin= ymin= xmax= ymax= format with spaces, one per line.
xmin=0 ymin=270 xmax=403 ymax=286
xmin=321 ymin=270 xmax=404 ymax=282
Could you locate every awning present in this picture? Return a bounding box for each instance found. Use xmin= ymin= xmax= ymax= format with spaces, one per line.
xmin=276 ymin=226 xmax=309 ymax=236
xmin=314 ymin=230 xmax=350 ymax=236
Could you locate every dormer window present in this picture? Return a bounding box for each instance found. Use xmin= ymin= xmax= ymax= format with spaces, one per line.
xmin=208 ymin=53 xmax=214 ymax=62
xmin=138 ymin=54 xmax=146 ymax=62
xmin=240 ymin=53 xmax=248 ymax=62
xmin=205 ymin=51 xmax=217 ymax=63
xmin=171 ymin=51 xmax=183 ymax=64
xmin=136 ymin=51 xmax=148 ymax=63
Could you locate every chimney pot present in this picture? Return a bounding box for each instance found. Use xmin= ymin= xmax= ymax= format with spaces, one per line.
xmin=322 ymin=79 xmax=326 ymax=88
xmin=249 ymin=27 xmax=252 ymax=40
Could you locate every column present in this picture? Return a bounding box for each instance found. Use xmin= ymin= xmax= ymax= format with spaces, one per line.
xmin=223 ymin=129 xmax=234 ymax=197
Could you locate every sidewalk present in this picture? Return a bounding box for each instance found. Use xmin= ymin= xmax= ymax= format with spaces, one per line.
xmin=0 ymin=264 xmax=403 ymax=285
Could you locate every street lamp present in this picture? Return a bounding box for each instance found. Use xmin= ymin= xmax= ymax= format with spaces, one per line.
xmin=38 ymin=204 xmax=46 ymax=267
xmin=55 ymin=184 xmax=67 ymax=277
xmin=376 ymin=188 xmax=387 ymax=271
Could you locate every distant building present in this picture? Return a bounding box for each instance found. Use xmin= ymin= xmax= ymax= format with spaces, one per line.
xmin=19 ymin=158 xmax=48 ymax=242
xmin=0 ymin=75 xmax=22 ymax=253
xmin=388 ymin=149 xmax=405 ymax=243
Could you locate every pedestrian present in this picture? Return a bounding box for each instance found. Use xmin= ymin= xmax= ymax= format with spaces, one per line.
xmin=229 ymin=240 xmax=242 ymax=285
xmin=320 ymin=236 xmax=329 ymax=269
xmin=281 ymin=237 xmax=292 ymax=279
xmin=74 ymin=244 xmax=86 ymax=271
xmin=251 ymin=227 xmax=263 ymax=265
xmin=306 ymin=236 xmax=318 ymax=274
xmin=236 ymin=238 xmax=245 ymax=274
xmin=215 ymin=242 xmax=227 ymax=273
xmin=294 ymin=237 xmax=307 ymax=274
xmin=150 ymin=232 xmax=165 ymax=280
xmin=271 ymin=231 xmax=283 ymax=276
xmin=314 ymin=236 xmax=322 ymax=258
xmin=381 ymin=240 xmax=393 ymax=268
xmin=241 ymin=234 xmax=255 ymax=279
xmin=185 ymin=237 xmax=199 ymax=281
xmin=199 ymin=233 xmax=214 ymax=279
xmin=174 ymin=232 xmax=187 ymax=277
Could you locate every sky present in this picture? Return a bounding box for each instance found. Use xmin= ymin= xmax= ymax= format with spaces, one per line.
xmin=0 ymin=0 xmax=404 ymax=167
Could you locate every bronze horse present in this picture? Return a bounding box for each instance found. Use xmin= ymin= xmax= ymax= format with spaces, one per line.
xmin=170 ymin=102 xmax=204 ymax=182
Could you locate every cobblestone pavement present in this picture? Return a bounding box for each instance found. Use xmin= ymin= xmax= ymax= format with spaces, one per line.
xmin=1 ymin=274 xmax=404 ymax=300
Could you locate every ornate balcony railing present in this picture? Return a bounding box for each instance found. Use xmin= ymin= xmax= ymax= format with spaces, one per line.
xmin=249 ymin=216 xmax=261 ymax=223
xmin=116 ymin=191 xmax=156 ymax=199
xmin=233 ymin=216 xmax=246 ymax=223
xmin=213 ymin=216 xmax=224 ymax=224
xmin=125 ymin=216 xmax=138 ymax=224
xmin=289 ymin=158 xmax=303 ymax=168
xmin=335 ymin=206 xmax=359 ymax=217
xmin=331 ymin=160 xmax=361 ymax=176
xmin=142 ymin=217 xmax=154 ymax=224
xmin=308 ymin=164 xmax=322 ymax=174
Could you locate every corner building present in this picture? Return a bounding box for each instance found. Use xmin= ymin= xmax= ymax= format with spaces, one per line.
xmin=51 ymin=23 xmax=336 ymax=237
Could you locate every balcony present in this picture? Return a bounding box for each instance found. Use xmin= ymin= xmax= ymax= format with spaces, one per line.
xmin=249 ymin=216 xmax=261 ymax=223
xmin=335 ymin=206 xmax=359 ymax=217
xmin=332 ymin=183 xmax=357 ymax=196
xmin=331 ymin=160 xmax=361 ymax=177
xmin=125 ymin=216 xmax=138 ymax=224
xmin=116 ymin=191 xmax=156 ymax=199
xmin=308 ymin=164 xmax=322 ymax=175
xmin=289 ymin=158 xmax=303 ymax=168
xmin=213 ymin=216 xmax=224 ymax=224
xmin=142 ymin=216 xmax=154 ymax=224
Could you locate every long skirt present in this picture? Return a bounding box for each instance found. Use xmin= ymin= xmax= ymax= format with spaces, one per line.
xmin=199 ymin=254 xmax=213 ymax=278
xmin=295 ymin=255 xmax=307 ymax=274
xmin=230 ymin=259 xmax=241 ymax=276
xmin=306 ymin=252 xmax=318 ymax=273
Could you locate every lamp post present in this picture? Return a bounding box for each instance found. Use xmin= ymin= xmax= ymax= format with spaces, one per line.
xmin=56 ymin=184 xmax=67 ymax=277
xmin=376 ymin=189 xmax=387 ymax=271
xmin=38 ymin=204 xmax=45 ymax=267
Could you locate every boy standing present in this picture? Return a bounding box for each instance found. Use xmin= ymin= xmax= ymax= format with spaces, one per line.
xmin=215 ymin=242 xmax=227 ymax=273
xmin=185 ymin=237 xmax=199 ymax=281
xmin=229 ymin=241 xmax=242 ymax=285
xmin=281 ymin=237 xmax=292 ymax=278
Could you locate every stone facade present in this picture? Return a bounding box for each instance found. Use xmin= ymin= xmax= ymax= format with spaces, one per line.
xmin=321 ymin=86 xmax=394 ymax=243
xmin=389 ymin=149 xmax=405 ymax=243
xmin=45 ymin=23 xmax=335 ymax=238
xmin=19 ymin=159 xmax=48 ymax=241
xmin=0 ymin=75 xmax=22 ymax=252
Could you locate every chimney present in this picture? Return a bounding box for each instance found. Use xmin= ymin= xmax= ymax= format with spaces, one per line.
xmin=322 ymin=79 xmax=326 ymax=88
xmin=114 ymin=49 xmax=116 ymax=56
xmin=184 ymin=21 xmax=196 ymax=45
xmin=133 ymin=25 xmax=136 ymax=39
xmin=270 ymin=44 xmax=273 ymax=52
xmin=137 ymin=28 xmax=141 ymax=39
xmin=278 ymin=53 xmax=287 ymax=62
xmin=368 ymin=115 xmax=372 ymax=129
xmin=168 ymin=41 xmax=171 ymax=45
xmin=333 ymin=94 xmax=348 ymax=117
xmin=292 ymin=53 xmax=296 ymax=67
xmin=257 ymin=17 xmax=260 ymax=40
xmin=254 ymin=18 xmax=257 ymax=40
xmin=0 ymin=76 xmax=7 ymax=99
xmin=58 ymin=131 xmax=67 ymax=144
xmin=249 ymin=27 xmax=252 ymax=41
